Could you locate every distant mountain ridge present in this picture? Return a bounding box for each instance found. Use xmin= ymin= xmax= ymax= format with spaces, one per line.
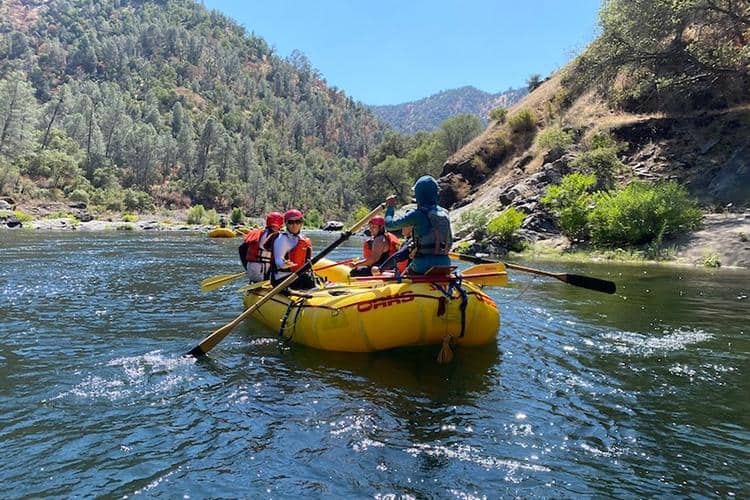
xmin=369 ymin=86 xmax=526 ymax=133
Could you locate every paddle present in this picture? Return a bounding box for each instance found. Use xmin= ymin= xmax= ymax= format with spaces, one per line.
xmin=200 ymin=272 xmax=245 ymax=292
xmin=200 ymin=258 xmax=355 ymax=292
xmin=449 ymin=252 xmax=616 ymax=294
xmin=186 ymin=204 xmax=384 ymax=357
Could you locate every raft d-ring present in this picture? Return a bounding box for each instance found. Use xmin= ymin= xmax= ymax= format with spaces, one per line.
xmin=330 ymin=307 xmax=341 ymax=317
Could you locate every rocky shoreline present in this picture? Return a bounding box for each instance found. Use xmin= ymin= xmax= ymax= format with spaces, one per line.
xmin=0 ymin=199 xmax=258 ymax=233
xmin=2 ymin=198 xmax=748 ymax=269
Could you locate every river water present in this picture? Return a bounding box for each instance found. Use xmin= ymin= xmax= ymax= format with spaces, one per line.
xmin=1 ymin=231 xmax=748 ymax=497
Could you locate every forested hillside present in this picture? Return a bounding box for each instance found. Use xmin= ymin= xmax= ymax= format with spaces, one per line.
xmin=0 ymin=0 xmax=386 ymax=218
xmin=370 ymin=86 xmax=526 ymax=133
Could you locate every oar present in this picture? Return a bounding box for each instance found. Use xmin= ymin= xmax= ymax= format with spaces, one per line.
xmin=200 ymin=258 xmax=355 ymax=292
xmin=449 ymin=252 xmax=616 ymax=294
xmin=201 ymin=272 xmax=246 ymax=292
xmin=186 ymin=204 xmax=384 ymax=357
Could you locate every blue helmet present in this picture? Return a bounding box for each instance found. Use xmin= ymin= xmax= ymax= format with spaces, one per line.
xmin=413 ymin=175 xmax=439 ymax=206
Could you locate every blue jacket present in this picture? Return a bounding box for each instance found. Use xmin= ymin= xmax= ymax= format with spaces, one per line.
xmin=385 ymin=176 xmax=452 ymax=274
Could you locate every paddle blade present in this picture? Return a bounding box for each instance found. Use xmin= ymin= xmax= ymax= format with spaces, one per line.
xmin=562 ymin=273 xmax=617 ymax=294
xmin=461 ymin=272 xmax=509 ymax=287
xmin=200 ymin=272 xmax=246 ymax=292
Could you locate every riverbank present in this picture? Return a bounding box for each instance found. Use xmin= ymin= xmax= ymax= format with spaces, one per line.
xmin=516 ymin=212 xmax=750 ymax=269
xmin=0 ymin=199 xmax=262 ymax=233
xmin=2 ymin=200 xmax=748 ymax=269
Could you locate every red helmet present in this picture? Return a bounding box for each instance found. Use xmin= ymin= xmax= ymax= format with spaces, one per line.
xmin=266 ymin=212 xmax=283 ymax=228
xmin=369 ymin=215 xmax=385 ymax=226
xmin=284 ymin=209 xmax=304 ymax=221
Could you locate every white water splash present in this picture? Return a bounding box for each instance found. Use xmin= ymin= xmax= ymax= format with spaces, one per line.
xmin=405 ymin=443 xmax=550 ymax=476
xmin=599 ymin=328 xmax=713 ymax=356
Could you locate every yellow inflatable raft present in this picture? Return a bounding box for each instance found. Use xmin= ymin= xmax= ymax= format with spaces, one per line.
xmin=243 ymin=278 xmax=499 ymax=352
xmin=208 ymin=227 xmax=237 ymax=238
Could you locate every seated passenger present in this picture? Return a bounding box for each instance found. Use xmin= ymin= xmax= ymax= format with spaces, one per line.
xmin=238 ymin=211 xmax=283 ymax=283
xmin=269 ymin=209 xmax=316 ymax=290
xmin=350 ymin=215 xmax=400 ymax=277
xmin=373 ymin=226 xmax=413 ymax=277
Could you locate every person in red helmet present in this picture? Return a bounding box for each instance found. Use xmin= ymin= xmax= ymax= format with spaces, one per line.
xmin=350 ymin=215 xmax=400 ymax=277
xmin=239 ymin=211 xmax=283 ymax=282
xmin=268 ymin=209 xmax=316 ymax=289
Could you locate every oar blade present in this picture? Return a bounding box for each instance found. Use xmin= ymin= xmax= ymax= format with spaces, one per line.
xmin=562 ymin=273 xmax=617 ymax=294
xmin=200 ymin=272 xmax=246 ymax=292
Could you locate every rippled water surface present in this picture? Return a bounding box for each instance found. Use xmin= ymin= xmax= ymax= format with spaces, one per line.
xmin=1 ymin=231 xmax=748 ymax=497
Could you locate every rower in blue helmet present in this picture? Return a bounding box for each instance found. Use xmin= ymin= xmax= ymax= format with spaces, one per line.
xmin=384 ymin=175 xmax=453 ymax=275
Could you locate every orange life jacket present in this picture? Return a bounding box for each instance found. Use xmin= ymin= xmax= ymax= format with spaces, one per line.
xmin=243 ymin=228 xmax=273 ymax=263
xmin=286 ymin=235 xmax=313 ymax=272
xmin=363 ymin=232 xmax=400 ymax=264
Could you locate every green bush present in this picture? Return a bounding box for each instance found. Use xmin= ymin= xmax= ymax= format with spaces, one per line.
xmin=489 ymin=108 xmax=508 ymax=123
xmin=587 ymin=181 xmax=703 ymax=246
xmin=186 ymin=204 xmax=206 ymax=225
xmin=508 ymin=109 xmax=538 ymax=133
xmin=14 ymin=210 xmax=33 ymax=222
xmin=69 ymin=189 xmax=90 ymax=205
xmin=535 ymin=125 xmax=574 ymax=152
xmin=122 ymin=213 xmax=139 ymax=223
xmin=123 ymin=189 xmax=154 ymax=212
xmin=570 ymin=146 xmax=624 ymax=190
xmin=541 ymin=173 xmax=596 ymax=241
xmin=487 ymin=207 xmax=525 ymax=242
xmin=352 ymin=206 xmax=371 ymax=224
xmin=304 ymin=208 xmax=323 ymax=228
xmin=205 ymin=208 xmax=220 ymax=226
xmin=457 ymin=208 xmax=490 ymax=236
xmin=230 ymin=207 xmax=245 ymax=225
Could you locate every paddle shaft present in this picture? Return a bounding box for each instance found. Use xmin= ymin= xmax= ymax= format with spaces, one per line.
xmin=449 ymin=252 xmax=616 ymax=294
xmin=187 ymin=204 xmax=384 ymax=357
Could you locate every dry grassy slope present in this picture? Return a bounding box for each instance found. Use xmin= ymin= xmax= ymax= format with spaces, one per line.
xmin=439 ymin=69 xmax=750 ymax=229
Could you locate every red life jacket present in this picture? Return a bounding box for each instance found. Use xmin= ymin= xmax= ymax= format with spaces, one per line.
xmin=363 ymin=232 xmax=400 ymax=261
xmin=287 ymin=235 xmax=312 ymax=272
xmin=243 ymin=228 xmax=273 ymax=263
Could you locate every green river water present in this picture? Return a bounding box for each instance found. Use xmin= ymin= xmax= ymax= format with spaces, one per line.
xmin=0 ymin=230 xmax=748 ymax=497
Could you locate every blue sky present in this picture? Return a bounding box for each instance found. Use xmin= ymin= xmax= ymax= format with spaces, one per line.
xmin=201 ymin=0 xmax=602 ymax=106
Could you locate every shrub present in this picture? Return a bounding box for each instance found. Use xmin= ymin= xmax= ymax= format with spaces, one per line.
xmin=570 ymin=146 xmax=624 ymax=190
xmin=587 ymin=181 xmax=703 ymax=246
xmin=230 ymin=207 xmax=245 ymax=225
xmin=453 ymin=240 xmax=472 ymax=253
xmin=122 ymin=213 xmax=139 ymax=223
xmin=204 ymin=208 xmax=220 ymax=226
xmin=527 ymin=74 xmax=542 ymax=91
xmin=702 ymin=252 xmax=721 ymax=268
xmin=508 ymin=109 xmax=538 ymax=133
xmin=457 ymin=208 xmax=490 ymax=237
xmin=123 ymin=189 xmax=154 ymax=212
xmin=541 ymin=173 xmax=597 ymax=241
xmin=186 ymin=204 xmax=206 ymax=225
xmin=69 ymin=189 xmax=90 ymax=205
xmin=535 ymin=125 xmax=574 ymax=152
xmin=487 ymin=207 xmax=525 ymax=242
xmin=489 ymin=108 xmax=508 ymax=123
xmin=304 ymin=208 xmax=323 ymax=229
xmin=484 ymin=130 xmax=511 ymax=165
xmin=13 ymin=210 xmax=33 ymax=223
xmin=352 ymin=206 xmax=371 ymax=224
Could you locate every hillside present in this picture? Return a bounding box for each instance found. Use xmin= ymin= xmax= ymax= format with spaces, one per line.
xmin=0 ymin=0 xmax=386 ymax=218
xmin=370 ymin=86 xmax=526 ymax=133
xmin=438 ymin=0 xmax=750 ymax=266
